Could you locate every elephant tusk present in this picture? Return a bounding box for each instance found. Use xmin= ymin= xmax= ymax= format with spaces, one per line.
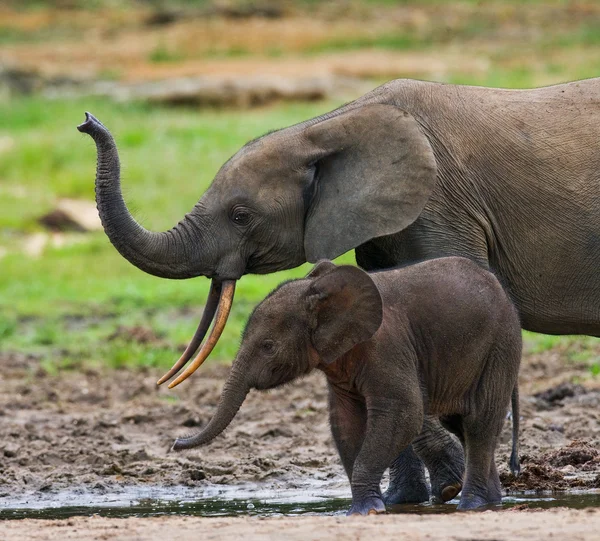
xmin=156 ymin=280 xmax=221 ymax=386
xmin=168 ymin=280 xmax=236 ymax=389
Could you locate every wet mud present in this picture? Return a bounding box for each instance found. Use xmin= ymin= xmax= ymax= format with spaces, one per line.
xmin=0 ymin=337 xmax=599 ymax=509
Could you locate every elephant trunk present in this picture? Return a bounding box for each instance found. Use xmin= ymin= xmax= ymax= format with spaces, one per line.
xmin=171 ymin=366 xmax=250 ymax=451
xmin=77 ymin=112 xmax=201 ymax=279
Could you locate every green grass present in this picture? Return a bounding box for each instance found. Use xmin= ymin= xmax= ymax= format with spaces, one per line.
xmin=148 ymin=45 xmax=186 ymax=64
xmin=523 ymin=332 xmax=600 ymax=378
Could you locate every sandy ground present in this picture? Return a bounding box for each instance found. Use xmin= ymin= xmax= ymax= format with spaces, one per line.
xmin=3 ymin=508 xmax=600 ymax=541
xmin=0 ymin=337 xmax=599 ymax=538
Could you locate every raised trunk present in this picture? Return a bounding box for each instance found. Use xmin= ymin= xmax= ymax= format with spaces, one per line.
xmin=77 ymin=112 xmax=201 ymax=279
xmin=171 ymin=368 xmax=249 ymax=450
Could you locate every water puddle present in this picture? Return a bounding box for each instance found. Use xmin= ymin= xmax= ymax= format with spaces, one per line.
xmin=0 ymin=487 xmax=598 ymax=520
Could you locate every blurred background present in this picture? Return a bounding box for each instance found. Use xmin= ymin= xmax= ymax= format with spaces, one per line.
xmin=1 ymin=0 xmax=599 ymax=375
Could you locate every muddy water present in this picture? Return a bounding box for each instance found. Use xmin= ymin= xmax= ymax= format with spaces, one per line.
xmin=1 ymin=488 xmax=598 ymax=520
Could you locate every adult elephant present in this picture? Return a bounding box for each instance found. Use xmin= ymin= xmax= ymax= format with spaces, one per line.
xmin=78 ymin=77 xmax=600 ymax=504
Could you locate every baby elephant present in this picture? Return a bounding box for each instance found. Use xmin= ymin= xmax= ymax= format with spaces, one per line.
xmin=172 ymin=257 xmax=521 ymax=514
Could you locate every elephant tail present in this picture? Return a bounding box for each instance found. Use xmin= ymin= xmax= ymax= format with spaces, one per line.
xmin=509 ymin=385 xmax=520 ymax=477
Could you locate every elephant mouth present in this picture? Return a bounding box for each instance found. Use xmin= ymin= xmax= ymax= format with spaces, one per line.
xmin=156 ymin=279 xmax=236 ymax=388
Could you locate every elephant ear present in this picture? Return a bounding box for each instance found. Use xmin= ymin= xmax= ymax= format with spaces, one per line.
xmin=305 ymin=265 xmax=383 ymax=364
xmin=305 ymin=259 xmax=337 ymax=279
xmin=302 ymin=104 xmax=437 ymax=262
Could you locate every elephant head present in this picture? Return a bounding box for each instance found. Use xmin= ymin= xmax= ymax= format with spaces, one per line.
xmin=77 ymin=103 xmax=435 ymax=386
xmin=171 ymin=261 xmax=383 ymax=450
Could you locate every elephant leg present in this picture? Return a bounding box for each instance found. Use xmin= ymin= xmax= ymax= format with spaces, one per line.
xmin=382 ymin=445 xmax=430 ymax=505
xmin=414 ymin=416 xmax=465 ymax=503
xmin=348 ymin=396 xmax=422 ymax=516
xmin=457 ymin=414 xmax=503 ymax=511
xmin=328 ymin=386 xmax=367 ymax=482
xmin=487 ymin=460 xmax=503 ymax=505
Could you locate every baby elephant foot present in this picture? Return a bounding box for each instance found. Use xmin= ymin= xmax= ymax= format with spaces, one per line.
xmin=430 ymin=482 xmax=462 ymax=504
xmin=427 ymin=455 xmax=465 ymax=503
xmin=347 ymin=497 xmax=386 ymax=516
xmin=384 ymin=446 xmax=430 ymax=505
xmin=457 ymin=492 xmax=499 ymax=511
xmin=382 ymin=481 xmax=430 ymax=505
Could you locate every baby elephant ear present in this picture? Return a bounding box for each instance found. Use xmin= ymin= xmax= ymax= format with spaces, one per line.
xmin=306 ymin=259 xmax=337 ymax=279
xmin=305 ymin=265 xmax=383 ymax=364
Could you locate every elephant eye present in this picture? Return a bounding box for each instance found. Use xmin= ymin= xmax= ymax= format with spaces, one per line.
xmin=261 ymin=340 xmax=275 ymax=354
xmin=231 ymin=207 xmax=251 ymax=226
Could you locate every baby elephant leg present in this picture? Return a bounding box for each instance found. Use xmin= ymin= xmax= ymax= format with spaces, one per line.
xmin=328 ymin=387 xmax=367 ymax=481
xmin=349 ymin=396 xmax=422 ymax=516
xmin=413 ymin=417 xmax=465 ymax=502
xmin=458 ymin=415 xmax=504 ymax=510
xmin=383 ymin=417 xmax=464 ymax=504
xmin=382 ymin=445 xmax=430 ymax=505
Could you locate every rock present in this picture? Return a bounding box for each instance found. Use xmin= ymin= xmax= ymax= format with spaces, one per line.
xmin=38 ymin=198 xmax=101 ymax=232
xmin=188 ymin=468 xmax=206 ymax=481
xmin=3 ymin=442 xmax=20 ymax=458
xmin=0 ymin=67 xmax=44 ymax=97
xmin=534 ymin=382 xmax=587 ymax=406
xmin=182 ymin=417 xmax=202 ymax=427
xmin=0 ymin=66 xmax=84 ymax=99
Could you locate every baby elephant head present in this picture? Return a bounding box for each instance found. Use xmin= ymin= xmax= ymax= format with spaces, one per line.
xmin=171 ymin=260 xmax=383 ymax=451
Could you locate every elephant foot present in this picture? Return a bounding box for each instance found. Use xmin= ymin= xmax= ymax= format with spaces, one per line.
xmin=457 ymin=493 xmax=501 ymax=511
xmin=382 ymin=481 xmax=430 ymax=505
xmin=430 ymin=482 xmax=462 ymax=504
xmin=427 ymin=457 xmax=465 ymax=503
xmin=384 ymin=445 xmax=430 ymax=505
xmin=347 ymin=497 xmax=386 ymax=516
xmin=413 ymin=417 xmax=466 ymax=504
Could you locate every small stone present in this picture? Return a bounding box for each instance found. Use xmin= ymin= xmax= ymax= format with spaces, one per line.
xmin=188 ymin=469 xmax=206 ymax=481
xmin=3 ymin=443 xmax=19 ymax=458
xmin=38 ymin=198 xmax=102 ymax=232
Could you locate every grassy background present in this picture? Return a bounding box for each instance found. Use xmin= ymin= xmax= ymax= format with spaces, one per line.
xmin=0 ymin=0 xmax=599 ymax=378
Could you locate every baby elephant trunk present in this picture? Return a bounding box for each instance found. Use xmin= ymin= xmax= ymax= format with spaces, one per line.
xmin=172 ymin=370 xmax=249 ymax=451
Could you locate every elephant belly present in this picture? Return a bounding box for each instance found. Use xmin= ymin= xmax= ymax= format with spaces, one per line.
xmin=499 ymin=264 xmax=600 ymax=336
xmin=357 ymin=224 xmax=600 ymax=337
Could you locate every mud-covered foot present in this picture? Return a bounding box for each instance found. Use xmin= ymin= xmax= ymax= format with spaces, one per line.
xmin=382 ymin=481 xmax=430 ymax=505
xmin=347 ymin=497 xmax=386 ymax=516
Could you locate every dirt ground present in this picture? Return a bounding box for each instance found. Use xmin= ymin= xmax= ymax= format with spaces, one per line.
xmin=3 ymin=508 xmax=600 ymax=541
xmin=0 ymin=338 xmax=599 ymax=538
xmin=1 ymin=341 xmax=599 ymax=499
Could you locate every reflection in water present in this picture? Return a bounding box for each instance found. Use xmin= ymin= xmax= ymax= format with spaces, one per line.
xmin=1 ymin=491 xmax=598 ymax=520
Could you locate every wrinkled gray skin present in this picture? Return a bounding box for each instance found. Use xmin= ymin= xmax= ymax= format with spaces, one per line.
xmin=78 ymin=77 xmax=600 ymax=504
xmin=172 ymin=258 xmax=522 ymax=515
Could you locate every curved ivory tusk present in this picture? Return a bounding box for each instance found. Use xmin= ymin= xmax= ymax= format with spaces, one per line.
xmin=156 ymin=280 xmax=222 ymax=386
xmin=168 ymin=280 xmax=236 ymax=389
